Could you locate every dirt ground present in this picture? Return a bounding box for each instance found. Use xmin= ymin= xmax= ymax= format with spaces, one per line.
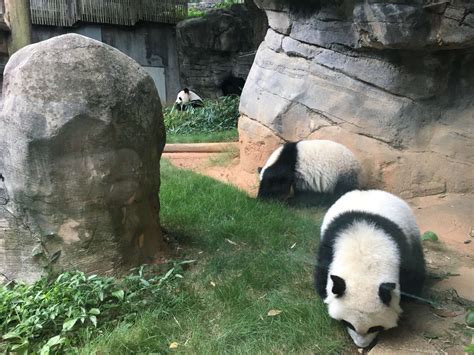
xmin=162 ymin=150 xmax=473 ymax=354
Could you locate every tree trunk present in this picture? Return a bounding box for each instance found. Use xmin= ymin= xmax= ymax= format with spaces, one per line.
xmin=4 ymin=0 xmax=32 ymax=55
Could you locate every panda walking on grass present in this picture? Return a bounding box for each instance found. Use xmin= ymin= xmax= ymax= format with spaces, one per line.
xmin=315 ymin=189 xmax=426 ymax=349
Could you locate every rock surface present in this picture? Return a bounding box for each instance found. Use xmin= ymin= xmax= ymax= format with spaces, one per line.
xmin=177 ymin=4 xmax=267 ymax=98
xmin=0 ymin=34 xmax=167 ymax=282
xmin=239 ymin=0 xmax=474 ymax=197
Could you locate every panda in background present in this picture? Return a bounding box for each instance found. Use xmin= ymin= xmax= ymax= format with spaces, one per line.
xmin=175 ymin=88 xmax=203 ymax=111
xmin=315 ymin=189 xmax=426 ymax=349
xmin=257 ymin=140 xmax=361 ymax=205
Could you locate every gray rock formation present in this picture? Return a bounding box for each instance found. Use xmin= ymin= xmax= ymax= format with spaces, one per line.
xmin=177 ymin=3 xmax=267 ymax=98
xmin=0 ymin=34 xmax=167 ymax=282
xmin=239 ymin=0 xmax=474 ymax=198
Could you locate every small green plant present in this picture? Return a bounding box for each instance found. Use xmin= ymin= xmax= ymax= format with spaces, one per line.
xmin=466 ymin=308 xmax=474 ymax=327
xmin=0 ymin=263 xmax=189 ymax=354
xmin=422 ymin=231 xmax=439 ymax=242
xmin=164 ymin=95 xmax=240 ymax=139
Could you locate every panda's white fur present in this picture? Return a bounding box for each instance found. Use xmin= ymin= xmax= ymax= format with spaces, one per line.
xmin=259 ymin=146 xmax=283 ymax=180
xmin=257 ymin=140 xmax=360 ymax=201
xmin=315 ymin=190 xmax=425 ymax=348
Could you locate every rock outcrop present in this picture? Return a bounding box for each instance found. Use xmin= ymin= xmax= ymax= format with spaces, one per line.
xmin=0 ymin=34 xmax=167 ymax=282
xmin=239 ymin=0 xmax=474 ymax=198
xmin=177 ymin=3 xmax=267 ymax=98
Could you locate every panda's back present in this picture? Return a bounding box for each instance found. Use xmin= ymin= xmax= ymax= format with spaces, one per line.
xmin=295 ymin=140 xmax=360 ymax=193
xmin=321 ymin=190 xmax=420 ymax=244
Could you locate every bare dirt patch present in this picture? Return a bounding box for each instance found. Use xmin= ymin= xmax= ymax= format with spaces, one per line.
xmin=163 ymin=151 xmax=473 ymax=354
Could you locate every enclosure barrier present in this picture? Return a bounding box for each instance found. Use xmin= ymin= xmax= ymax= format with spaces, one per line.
xmin=30 ymin=0 xmax=188 ymax=27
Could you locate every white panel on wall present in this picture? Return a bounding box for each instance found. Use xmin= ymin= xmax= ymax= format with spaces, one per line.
xmin=142 ymin=66 xmax=166 ymax=104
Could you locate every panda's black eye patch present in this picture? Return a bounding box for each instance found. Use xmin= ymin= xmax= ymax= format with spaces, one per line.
xmin=367 ymin=326 xmax=384 ymax=333
xmin=178 ymin=97 xmax=182 ymax=101
xmin=341 ymin=320 xmax=355 ymax=330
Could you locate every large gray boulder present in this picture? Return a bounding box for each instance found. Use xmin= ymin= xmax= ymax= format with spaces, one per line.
xmin=0 ymin=34 xmax=167 ymax=282
xmin=239 ymin=0 xmax=474 ymax=198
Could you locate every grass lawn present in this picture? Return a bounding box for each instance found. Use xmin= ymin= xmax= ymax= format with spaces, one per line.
xmin=166 ymin=129 xmax=238 ymax=144
xmin=80 ymin=160 xmax=348 ymax=353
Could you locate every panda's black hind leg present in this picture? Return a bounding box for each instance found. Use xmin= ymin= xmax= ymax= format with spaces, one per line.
xmin=334 ymin=170 xmax=359 ymax=198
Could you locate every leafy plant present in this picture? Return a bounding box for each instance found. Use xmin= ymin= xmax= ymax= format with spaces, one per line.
xmin=163 ymin=95 xmax=240 ymax=135
xmin=466 ymin=308 xmax=474 ymax=327
xmin=422 ymin=231 xmax=439 ymax=242
xmin=0 ymin=262 xmax=190 ymax=353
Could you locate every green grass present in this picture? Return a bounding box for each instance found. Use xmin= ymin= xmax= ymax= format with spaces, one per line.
xmin=79 ymin=160 xmax=348 ymax=353
xmin=164 ymin=96 xmax=239 ymax=143
xmin=166 ymin=129 xmax=238 ymax=144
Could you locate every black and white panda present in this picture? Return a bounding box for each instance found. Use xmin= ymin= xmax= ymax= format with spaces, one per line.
xmin=175 ymin=88 xmax=203 ymax=111
xmin=315 ymin=189 xmax=426 ymax=348
xmin=257 ymin=140 xmax=361 ymax=204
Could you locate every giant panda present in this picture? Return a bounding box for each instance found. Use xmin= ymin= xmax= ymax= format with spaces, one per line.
xmin=257 ymin=140 xmax=361 ymax=204
xmin=315 ymin=189 xmax=426 ymax=348
xmin=175 ymin=88 xmax=203 ymax=111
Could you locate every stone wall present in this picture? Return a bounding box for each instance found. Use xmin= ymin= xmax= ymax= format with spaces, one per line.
xmin=177 ymin=3 xmax=267 ymax=98
xmin=239 ymin=0 xmax=474 ymax=198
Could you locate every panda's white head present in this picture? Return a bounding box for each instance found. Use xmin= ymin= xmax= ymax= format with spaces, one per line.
xmin=176 ymin=88 xmax=191 ymax=105
xmin=325 ymin=274 xmax=402 ymax=348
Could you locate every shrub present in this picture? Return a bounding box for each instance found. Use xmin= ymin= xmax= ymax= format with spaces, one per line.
xmin=163 ymin=95 xmax=240 ymax=135
xmin=0 ymin=262 xmax=190 ymax=354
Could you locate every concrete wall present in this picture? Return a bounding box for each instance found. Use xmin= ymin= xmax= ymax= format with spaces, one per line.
xmin=31 ymin=22 xmax=181 ymax=104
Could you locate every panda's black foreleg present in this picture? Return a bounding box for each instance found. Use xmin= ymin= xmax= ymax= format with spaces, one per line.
xmin=400 ymin=242 xmax=426 ymax=302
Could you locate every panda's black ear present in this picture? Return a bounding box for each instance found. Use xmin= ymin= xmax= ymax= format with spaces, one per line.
xmin=257 ymin=167 xmax=262 ymax=173
xmin=330 ymin=275 xmax=346 ymax=297
xmin=183 ymin=88 xmax=189 ymax=94
xmin=379 ymin=282 xmax=396 ymax=306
